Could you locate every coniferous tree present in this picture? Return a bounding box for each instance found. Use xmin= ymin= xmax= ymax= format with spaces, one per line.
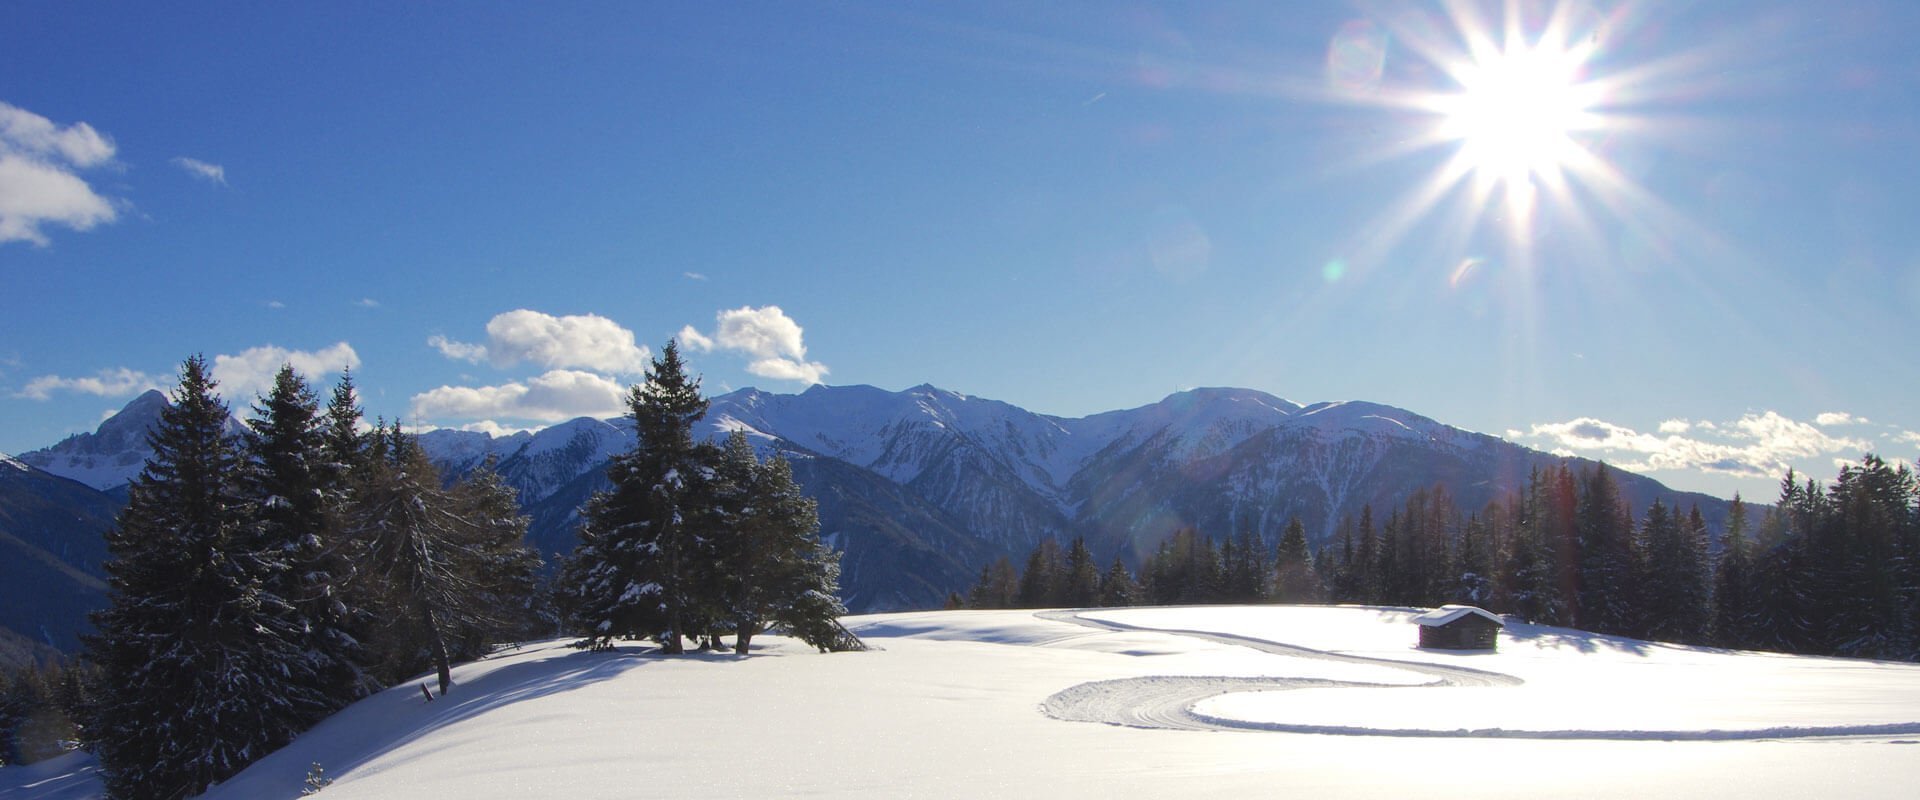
xmin=1062 ymin=537 xmax=1102 ymax=607
xmin=1272 ymin=517 xmax=1321 ymax=603
xmin=967 ymin=557 xmax=1020 ymax=609
xmin=1713 ymin=495 xmax=1755 ymax=647
xmin=1576 ymin=463 xmax=1635 ymax=634
xmin=350 ymin=428 xmax=539 ymax=693
xmin=1017 ymin=539 xmax=1066 ymax=608
xmin=704 ymin=434 xmax=847 ymax=653
xmin=242 ymin=365 xmax=367 ymax=714
xmin=1143 ymin=527 xmax=1218 ymax=604
xmin=559 ymin=340 xmax=711 ymax=652
xmin=1637 ymin=500 xmax=1711 ymax=643
xmin=1544 ymin=465 xmax=1582 ymax=626
xmin=1352 ymin=505 xmax=1381 ymax=602
xmin=1098 ymin=557 xmax=1140 ymax=607
xmin=1454 ymin=513 xmax=1494 ymax=606
xmin=88 ymin=356 xmax=331 ymax=800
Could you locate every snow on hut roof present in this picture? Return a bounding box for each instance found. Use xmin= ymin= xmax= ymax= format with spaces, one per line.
xmin=1410 ymin=605 xmax=1505 ymax=627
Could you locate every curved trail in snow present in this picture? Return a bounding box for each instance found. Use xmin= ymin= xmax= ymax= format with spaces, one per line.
xmin=1035 ymin=611 xmax=1920 ymax=741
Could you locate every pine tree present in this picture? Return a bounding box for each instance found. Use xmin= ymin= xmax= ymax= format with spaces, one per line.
xmin=88 ymin=356 xmax=331 ymax=800
xmin=558 ymin=340 xmax=711 ymax=652
xmin=1272 ymin=517 xmax=1321 ymax=603
xmin=242 ymin=365 xmax=367 ymax=715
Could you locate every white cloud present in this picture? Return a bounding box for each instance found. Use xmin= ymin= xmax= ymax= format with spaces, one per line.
xmin=0 ymin=102 xmax=114 ymax=166
xmin=428 ymin=334 xmax=488 ymax=364
xmin=434 ymin=309 xmax=651 ymax=375
xmin=15 ymin=367 xmax=161 ymax=400
xmin=170 ymin=156 xmax=226 ymax=185
xmin=410 ymin=369 xmax=629 ymax=423
xmin=1814 ymin=411 xmax=1866 ymax=427
xmin=679 ymin=305 xmax=829 ymax=385
xmin=456 ymin=420 xmax=538 ymax=437
xmin=0 ymin=101 xmax=118 ymax=246
xmin=356 ymin=298 xmax=380 ymax=308
xmin=1520 ymin=410 xmax=1874 ymax=479
xmin=684 ymin=271 xmax=708 ymax=281
xmin=1898 ymin=431 xmax=1920 ymax=447
xmin=266 ymin=300 xmax=286 ymax=309
xmin=212 ymin=342 xmax=361 ymax=401
xmin=677 ymin=325 xmax=715 ymax=352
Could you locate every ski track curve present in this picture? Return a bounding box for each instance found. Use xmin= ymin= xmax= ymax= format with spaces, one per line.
xmin=1034 ymin=610 xmax=1920 ymax=741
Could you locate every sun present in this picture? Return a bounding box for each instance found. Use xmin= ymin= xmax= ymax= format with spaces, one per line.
xmin=1435 ymin=42 xmax=1599 ymax=197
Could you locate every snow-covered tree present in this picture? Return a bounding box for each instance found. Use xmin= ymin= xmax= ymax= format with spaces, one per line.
xmin=87 ymin=356 xmax=333 ymax=799
xmin=242 ymin=364 xmax=368 ymax=713
xmin=560 ymin=340 xmax=711 ymax=652
xmin=704 ymin=432 xmax=848 ymax=653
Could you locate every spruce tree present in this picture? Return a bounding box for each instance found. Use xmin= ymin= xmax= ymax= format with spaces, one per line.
xmin=1062 ymin=537 xmax=1102 ymax=607
xmin=559 ymin=340 xmax=710 ymax=652
xmin=242 ymin=365 xmax=367 ymax=714
xmin=1576 ymin=463 xmax=1635 ymax=634
xmin=1098 ymin=557 xmax=1140 ymax=607
xmin=88 ymin=356 xmax=331 ymax=800
xmin=966 ymin=557 xmax=1020 ymax=609
xmin=1713 ymin=495 xmax=1754 ymax=647
xmin=1454 ymin=513 xmax=1493 ymax=606
xmin=704 ymin=433 xmax=847 ymax=653
xmin=1016 ymin=539 xmax=1066 ymax=608
xmin=1272 ymin=517 xmax=1320 ymax=603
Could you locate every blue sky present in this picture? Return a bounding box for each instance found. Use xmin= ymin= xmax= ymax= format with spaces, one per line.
xmin=2 ymin=1 xmax=1916 ymax=501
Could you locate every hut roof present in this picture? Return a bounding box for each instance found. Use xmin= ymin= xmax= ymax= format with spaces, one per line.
xmin=1410 ymin=605 xmax=1505 ymax=628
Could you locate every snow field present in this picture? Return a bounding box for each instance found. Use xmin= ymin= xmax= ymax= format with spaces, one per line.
xmin=9 ymin=605 xmax=1920 ymax=799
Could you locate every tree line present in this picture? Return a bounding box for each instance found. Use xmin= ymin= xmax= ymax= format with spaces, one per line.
xmin=965 ymin=457 xmax=1920 ymax=661
xmin=52 ymin=341 xmax=848 ymax=799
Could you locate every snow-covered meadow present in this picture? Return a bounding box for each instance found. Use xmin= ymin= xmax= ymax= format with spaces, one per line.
xmin=9 ymin=605 xmax=1920 ymax=799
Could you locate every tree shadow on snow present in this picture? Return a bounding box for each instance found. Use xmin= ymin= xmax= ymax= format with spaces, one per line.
xmin=208 ymin=640 xmax=750 ymax=798
xmin=1501 ymin=624 xmax=1656 ymax=657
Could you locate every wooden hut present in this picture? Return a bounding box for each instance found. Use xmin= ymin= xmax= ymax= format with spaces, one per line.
xmin=1412 ymin=605 xmax=1503 ymax=651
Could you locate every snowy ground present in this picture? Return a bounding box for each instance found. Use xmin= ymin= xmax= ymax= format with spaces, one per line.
xmin=8 ymin=605 xmax=1920 ymax=799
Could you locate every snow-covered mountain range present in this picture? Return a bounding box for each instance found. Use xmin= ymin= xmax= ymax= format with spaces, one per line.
xmin=8 ymin=383 xmax=1733 ymax=620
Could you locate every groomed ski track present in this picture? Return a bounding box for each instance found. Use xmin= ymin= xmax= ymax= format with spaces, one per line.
xmin=1036 ymin=610 xmax=1920 ymax=741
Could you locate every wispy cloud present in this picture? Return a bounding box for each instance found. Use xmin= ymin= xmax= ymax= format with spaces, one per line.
xmin=430 ymin=309 xmax=652 ymax=375
xmin=1814 ymin=411 xmax=1867 ymax=426
xmin=0 ymin=101 xmax=118 ymax=246
xmin=410 ymin=369 xmax=629 ymax=423
xmin=15 ymin=367 xmax=161 ymax=400
xmin=266 ymin=300 xmax=286 ymax=309
xmin=170 ymin=156 xmax=226 ymax=185
xmin=355 ymin=298 xmax=380 ymax=308
xmin=679 ymin=305 xmax=829 ymax=384
xmin=1519 ymin=411 xmax=1875 ymax=479
xmin=683 ymin=271 xmax=708 ymax=281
